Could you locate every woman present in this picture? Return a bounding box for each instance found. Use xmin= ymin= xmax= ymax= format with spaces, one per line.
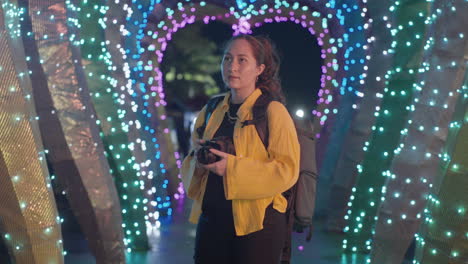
xmin=181 ymin=34 xmax=300 ymax=264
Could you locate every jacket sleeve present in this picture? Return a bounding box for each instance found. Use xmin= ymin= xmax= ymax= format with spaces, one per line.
xmin=181 ymin=105 xmax=208 ymax=201
xmin=224 ymin=101 xmax=300 ymax=200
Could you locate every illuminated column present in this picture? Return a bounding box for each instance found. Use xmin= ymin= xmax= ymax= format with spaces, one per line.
xmin=414 ymin=81 xmax=467 ymax=263
xmin=118 ymin=0 xmax=177 ymax=222
xmin=121 ymin=1 xmax=177 ymax=214
xmin=139 ymin=38 xmax=181 ymax=202
xmin=0 ymin=2 xmax=63 ymax=263
xmin=104 ymin=0 xmax=165 ymax=238
xmin=314 ymin=0 xmax=368 ymax=216
xmin=344 ymin=0 xmax=431 ymax=253
xmin=326 ymin=0 xmax=395 ymax=231
xmin=74 ymin=0 xmax=150 ymax=250
xmin=371 ymin=1 xmax=468 ymax=262
xmin=24 ymin=0 xmax=126 ymax=261
xmin=142 ymin=52 xmax=181 ymax=200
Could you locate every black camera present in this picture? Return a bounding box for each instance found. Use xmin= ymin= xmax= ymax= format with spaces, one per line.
xmin=196 ymin=136 xmax=235 ymax=165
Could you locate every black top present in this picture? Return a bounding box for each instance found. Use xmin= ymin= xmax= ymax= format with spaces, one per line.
xmin=201 ymin=102 xmax=242 ymax=217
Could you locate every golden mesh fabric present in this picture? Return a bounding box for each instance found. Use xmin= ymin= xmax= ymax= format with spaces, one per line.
xmin=0 ymin=4 xmax=63 ymax=264
xmin=26 ymin=1 xmax=125 ymax=262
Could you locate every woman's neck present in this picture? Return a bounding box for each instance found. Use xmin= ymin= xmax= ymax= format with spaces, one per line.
xmin=230 ymin=87 xmax=255 ymax=104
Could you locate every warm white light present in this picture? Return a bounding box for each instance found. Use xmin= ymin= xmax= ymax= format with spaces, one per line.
xmin=295 ymin=109 xmax=305 ymax=118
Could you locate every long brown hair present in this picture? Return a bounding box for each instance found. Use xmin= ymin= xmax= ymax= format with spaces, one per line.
xmin=223 ymin=34 xmax=286 ymax=104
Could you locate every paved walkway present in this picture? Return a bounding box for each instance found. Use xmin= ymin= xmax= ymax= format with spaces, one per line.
xmin=66 ymin=198 xmax=369 ymax=264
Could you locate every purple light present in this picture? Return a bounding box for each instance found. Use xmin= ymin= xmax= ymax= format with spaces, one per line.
xmin=144 ymin=6 xmax=353 ymax=187
xmin=131 ymin=3 xmax=369 ymax=217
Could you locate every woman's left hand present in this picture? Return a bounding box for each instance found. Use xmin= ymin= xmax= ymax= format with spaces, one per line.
xmin=202 ymin=148 xmax=228 ymax=177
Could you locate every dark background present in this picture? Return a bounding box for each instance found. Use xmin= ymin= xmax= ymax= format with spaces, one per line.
xmin=162 ymin=21 xmax=323 ymax=156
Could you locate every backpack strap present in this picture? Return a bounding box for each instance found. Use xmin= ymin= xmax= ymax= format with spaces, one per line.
xmin=240 ymin=91 xmax=274 ymax=150
xmin=241 ymin=90 xmax=301 ymax=263
xmin=196 ymin=95 xmax=224 ymax=139
xmin=246 ymin=91 xmax=301 ymax=264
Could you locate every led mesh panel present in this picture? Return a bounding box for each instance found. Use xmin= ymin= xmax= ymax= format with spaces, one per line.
xmin=0 ymin=4 xmax=63 ymax=263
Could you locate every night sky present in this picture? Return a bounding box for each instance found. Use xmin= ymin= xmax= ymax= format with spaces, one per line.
xmin=202 ymin=21 xmax=323 ymax=118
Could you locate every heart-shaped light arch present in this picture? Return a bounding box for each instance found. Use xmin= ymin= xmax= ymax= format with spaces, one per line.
xmin=133 ymin=1 xmax=369 ymax=201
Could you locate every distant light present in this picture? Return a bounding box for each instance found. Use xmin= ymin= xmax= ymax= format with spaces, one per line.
xmin=295 ymin=109 xmax=305 ymax=118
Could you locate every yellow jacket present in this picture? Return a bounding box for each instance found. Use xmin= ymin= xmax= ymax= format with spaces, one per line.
xmin=181 ymin=88 xmax=300 ymax=236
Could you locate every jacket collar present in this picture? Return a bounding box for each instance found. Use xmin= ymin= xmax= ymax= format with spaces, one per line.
xmin=220 ymin=88 xmax=263 ymax=120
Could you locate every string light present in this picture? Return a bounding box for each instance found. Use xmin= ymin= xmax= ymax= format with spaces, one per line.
xmin=344 ymin=1 xmax=467 ymax=261
xmin=69 ymin=0 xmax=154 ymax=249
xmin=2 ymin=0 xmax=465 ymax=262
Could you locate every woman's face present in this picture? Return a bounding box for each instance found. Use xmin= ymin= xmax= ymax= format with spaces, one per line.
xmin=221 ymin=39 xmax=265 ymax=93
